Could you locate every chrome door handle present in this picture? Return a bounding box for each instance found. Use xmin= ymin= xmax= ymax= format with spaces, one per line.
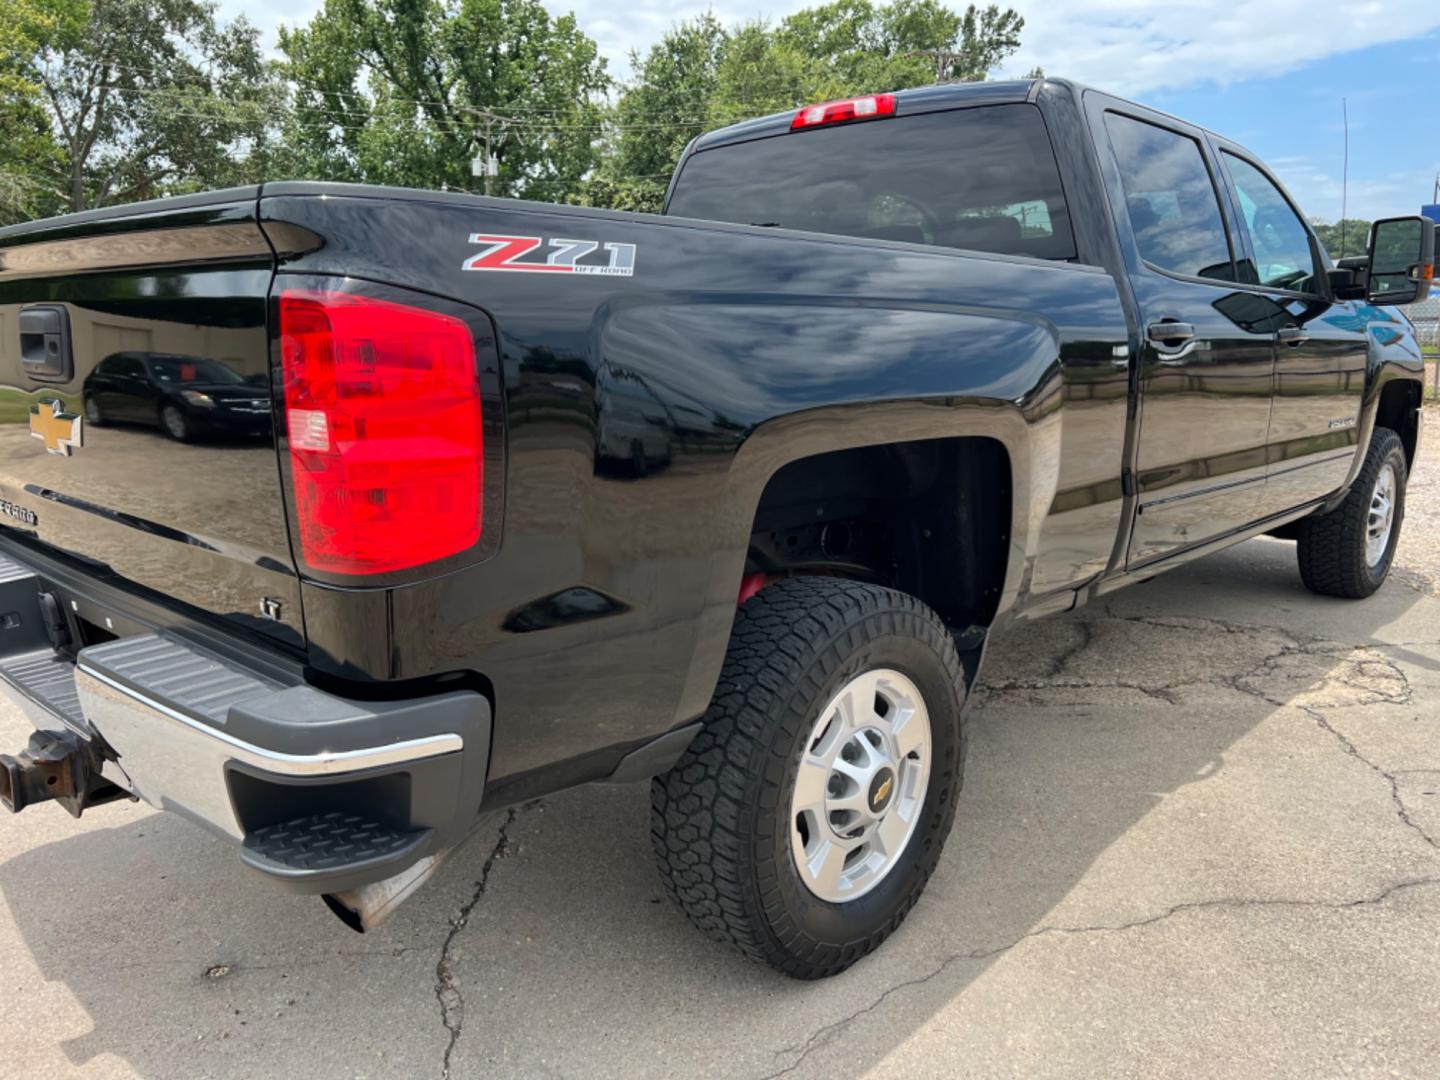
xmin=1147 ymin=321 xmax=1196 ymax=345
xmin=1278 ymin=327 xmax=1310 ymax=346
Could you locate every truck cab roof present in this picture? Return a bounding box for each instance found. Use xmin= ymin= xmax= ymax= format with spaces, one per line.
xmin=691 ymin=79 xmax=1044 ymax=154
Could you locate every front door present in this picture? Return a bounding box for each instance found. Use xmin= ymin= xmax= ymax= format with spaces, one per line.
xmin=1096 ymin=106 xmax=1277 ymax=565
xmin=1212 ymin=148 xmax=1368 ymax=514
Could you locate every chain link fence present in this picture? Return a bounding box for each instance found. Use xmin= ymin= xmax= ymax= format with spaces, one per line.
xmin=1414 ymin=293 xmax=1440 ymax=398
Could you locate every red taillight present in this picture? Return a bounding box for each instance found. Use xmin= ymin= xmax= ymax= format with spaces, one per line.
xmin=791 ymin=93 xmax=896 ymax=130
xmin=279 ymin=289 xmax=483 ymax=575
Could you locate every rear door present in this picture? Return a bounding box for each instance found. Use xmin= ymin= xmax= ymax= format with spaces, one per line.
xmin=1211 ymin=145 xmax=1367 ymax=513
xmin=85 ymin=354 xmax=132 ymax=419
xmin=0 ymin=194 xmax=303 ymax=649
xmin=1091 ymin=100 xmax=1277 ymax=564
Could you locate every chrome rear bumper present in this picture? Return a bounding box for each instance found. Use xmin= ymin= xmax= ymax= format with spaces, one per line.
xmin=76 ymin=661 xmax=466 ymax=841
xmin=0 ymin=550 xmax=490 ymax=895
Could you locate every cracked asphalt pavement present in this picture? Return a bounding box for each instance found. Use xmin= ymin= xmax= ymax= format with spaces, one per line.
xmin=8 ymin=461 xmax=1440 ymax=1077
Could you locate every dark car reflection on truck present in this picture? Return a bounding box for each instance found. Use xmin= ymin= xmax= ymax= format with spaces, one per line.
xmin=82 ymin=353 xmax=272 ymax=441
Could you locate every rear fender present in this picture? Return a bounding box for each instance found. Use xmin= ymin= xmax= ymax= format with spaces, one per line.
xmin=675 ymin=394 xmax=1043 ymax=726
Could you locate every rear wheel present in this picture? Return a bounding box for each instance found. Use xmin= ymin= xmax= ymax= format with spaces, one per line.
xmin=651 ymin=577 xmax=967 ymax=978
xmin=1296 ymin=427 xmax=1407 ymax=598
xmin=83 ymin=396 xmax=105 ymax=426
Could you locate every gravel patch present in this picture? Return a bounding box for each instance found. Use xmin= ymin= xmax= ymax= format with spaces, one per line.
xmin=1392 ymin=404 xmax=1440 ymax=595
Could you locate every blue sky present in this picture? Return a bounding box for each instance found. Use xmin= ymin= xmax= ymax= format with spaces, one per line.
xmin=227 ymin=0 xmax=1440 ymax=222
xmin=1145 ymin=33 xmax=1440 ymax=224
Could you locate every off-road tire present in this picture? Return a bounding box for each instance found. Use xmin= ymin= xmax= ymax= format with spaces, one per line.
xmin=651 ymin=577 xmax=967 ymax=979
xmin=1296 ymin=426 xmax=1406 ymax=599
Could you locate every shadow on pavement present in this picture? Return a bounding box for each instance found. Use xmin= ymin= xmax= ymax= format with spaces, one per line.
xmin=1 ymin=537 xmax=1434 ymax=1078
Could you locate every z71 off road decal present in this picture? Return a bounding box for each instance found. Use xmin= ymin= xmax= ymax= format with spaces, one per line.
xmin=462 ymin=234 xmax=636 ymax=277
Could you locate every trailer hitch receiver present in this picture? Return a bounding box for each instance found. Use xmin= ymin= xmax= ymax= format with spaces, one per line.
xmin=0 ymin=729 xmax=124 ymax=817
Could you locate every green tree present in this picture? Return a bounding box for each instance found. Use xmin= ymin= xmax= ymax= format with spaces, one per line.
xmin=595 ymin=1 xmax=1026 ymax=212
xmin=278 ymin=0 xmax=610 ymax=200
xmin=584 ymin=13 xmax=725 ymax=213
xmin=15 ymin=0 xmax=276 ymax=214
xmin=1310 ymin=218 xmax=1372 ymax=262
xmin=778 ymin=0 xmax=1021 ymax=86
xmin=0 ymin=0 xmax=67 ymax=222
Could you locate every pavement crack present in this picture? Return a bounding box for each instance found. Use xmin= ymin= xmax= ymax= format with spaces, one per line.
xmin=986 ymin=613 xmax=1432 ymax=858
xmin=759 ymin=877 xmax=1440 ymax=1080
xmin=1209 ymin=645 xmax=1431 ymax=851
xmin=434 ymin=807 xmax=521 ymax=1080
xmin=1307 ymin=709 xmax=1439 ymax=852
xmin=981 ymin=678 xmax=1181 ymax=705
xmin=1047 ymin=620 xmax=1095 ymax=679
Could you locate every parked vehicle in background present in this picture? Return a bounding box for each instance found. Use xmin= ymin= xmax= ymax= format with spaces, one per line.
xmin=82 ymin=353 xmax=272 ymax=440
xmin=0 ymin=79 xmax=1432 ymax=979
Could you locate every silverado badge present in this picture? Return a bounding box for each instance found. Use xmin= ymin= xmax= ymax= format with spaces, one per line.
xmin=29 ymin=399 xmax=82 ymax=456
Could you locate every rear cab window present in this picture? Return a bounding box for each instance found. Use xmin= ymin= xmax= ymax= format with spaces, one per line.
xmin=1103 ymin=112 xmax=1237 ymax=283
xmin=666 ymin=104 xmax=1078 ymax=262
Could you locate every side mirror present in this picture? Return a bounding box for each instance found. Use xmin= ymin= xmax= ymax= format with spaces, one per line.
xmin=1365 ymin=216 xmax=1435 ymax=305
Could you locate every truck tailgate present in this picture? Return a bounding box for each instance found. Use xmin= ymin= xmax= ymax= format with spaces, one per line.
xmin=0 ymin=191 xmax=303 ymax=648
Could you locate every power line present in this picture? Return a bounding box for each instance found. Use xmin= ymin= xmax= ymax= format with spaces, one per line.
xmin=91 ymin=81 xmax=799 ymax=138
xmin=83 ymin=57 xmax=825 ymax=119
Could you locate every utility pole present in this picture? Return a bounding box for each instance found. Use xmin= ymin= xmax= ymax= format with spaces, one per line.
xmin=459 ymin=107 xmax=517 ymax=197
xmin=903 ymin=48 xmax=964 ymax=82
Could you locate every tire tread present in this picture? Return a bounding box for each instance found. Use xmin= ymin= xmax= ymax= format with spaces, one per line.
xmin=1297 ymin=427 xmax=1406 ymax=599
xmin=650 ymin=577 xmax=966 ymax=978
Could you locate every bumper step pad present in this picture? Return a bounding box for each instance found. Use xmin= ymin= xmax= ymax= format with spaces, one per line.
xmin=241 ymin=812 xmax=428 ymax=877
xmin=0 ymin=649 xmax=83 ymax=728
xmin=81 ymin=634 xmax=282 ymax=725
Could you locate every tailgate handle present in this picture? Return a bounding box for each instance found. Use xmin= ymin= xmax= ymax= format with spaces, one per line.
xmin=19 ymin=305 xmax=73 ymax=384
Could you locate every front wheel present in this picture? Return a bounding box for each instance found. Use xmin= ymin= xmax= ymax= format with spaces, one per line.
xmin=160 ymin=403 xmax=192 ymax=442
xmin=651 ymin=577 xmax=967 ymax=978
xmin=1296 ymin=426 xmax=1407 ymax=598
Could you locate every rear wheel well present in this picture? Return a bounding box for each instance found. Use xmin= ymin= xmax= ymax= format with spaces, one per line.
xmin=1376 ymin=379 xmax=1421 ymax=467
xmin=745 ymin=438 xmax=1011 ymax=627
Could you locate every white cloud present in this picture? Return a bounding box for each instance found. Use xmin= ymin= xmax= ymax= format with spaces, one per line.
xmin=1267 ymin=156 xmax=1440 ymax=224
xmin=229 ymin=0 xmax=1440 ymax=94
xmin=223 ymin=0 xmax=1440 ymax=218
xmin=1004 ymin=0 xmax=1440 ymax=95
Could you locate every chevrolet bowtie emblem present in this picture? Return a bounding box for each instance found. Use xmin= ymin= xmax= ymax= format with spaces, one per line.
xmin=29 ymin=400 xmax=83 ymax=456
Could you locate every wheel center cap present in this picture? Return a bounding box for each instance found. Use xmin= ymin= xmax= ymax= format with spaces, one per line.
xmin=867 ymin=766 xmax=896 ymax=815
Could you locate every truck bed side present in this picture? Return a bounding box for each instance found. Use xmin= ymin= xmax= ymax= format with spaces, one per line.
xmin=258 ymin=186 xmax=1132 ymax=802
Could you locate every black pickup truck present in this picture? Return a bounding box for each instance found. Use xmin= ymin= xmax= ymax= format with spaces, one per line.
xmin=0 ymin=79 xmax=1433 ymax=979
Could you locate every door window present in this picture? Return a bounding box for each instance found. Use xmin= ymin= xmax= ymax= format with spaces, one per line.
xmin=1220 ymin=153 xmax=1322 ymax=294
xmin=1104 ymin=113 xmax=1237 ymax=282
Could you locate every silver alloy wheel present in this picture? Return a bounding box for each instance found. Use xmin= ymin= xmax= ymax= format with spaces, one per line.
xmin=1366 ymin=462 xmax=1397 ymax=568
xmin=162 ymin=405 xmax=187 ymax=439
xmin=789 ymin=668 xmax=931 ymax=903
xmin=84 ymin=397 xmax=100 ymax=423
